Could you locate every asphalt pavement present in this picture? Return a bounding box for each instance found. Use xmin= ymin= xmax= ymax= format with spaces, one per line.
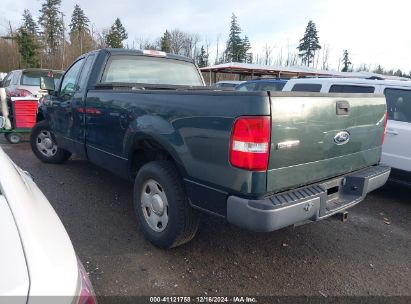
xmin=1 ymin=137 xmax=410 ymax=299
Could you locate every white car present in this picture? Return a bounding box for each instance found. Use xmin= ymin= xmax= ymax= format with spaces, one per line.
xmin=0 ymin=140 xmax=96 ymax=303
xmin=282 ymin=77 xmax=411 ymax=183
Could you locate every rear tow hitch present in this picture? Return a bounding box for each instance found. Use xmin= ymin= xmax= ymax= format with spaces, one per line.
xmin=335 ymin=211 xmax=348 ymax=222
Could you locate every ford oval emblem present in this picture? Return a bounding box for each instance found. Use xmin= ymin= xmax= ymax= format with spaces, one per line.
xmin=334 ymin=131 xmax=350 ymax=145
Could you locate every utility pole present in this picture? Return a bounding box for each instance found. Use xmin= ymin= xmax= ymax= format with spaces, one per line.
xmin=61 ymin=12 xmax=65 ymax=70
xmin=7 ymin=21 xmax=18 ymax=69
xmin=215 ymin=33 xmax=221 ymax=65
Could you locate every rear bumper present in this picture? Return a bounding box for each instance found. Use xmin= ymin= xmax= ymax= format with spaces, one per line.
xmin=227 ymin=165 xmax=390 ymax=232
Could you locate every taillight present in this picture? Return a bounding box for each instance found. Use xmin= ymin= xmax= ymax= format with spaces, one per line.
xmin=77 ymin=258 xmax=97 ymax=304
xmin=381 ymin=111 xmax=388 ymax=145
xmin=229 ymin=116 xmax=271 ymax=171
xmin=6 ymin=89 xmax=32 ymax=97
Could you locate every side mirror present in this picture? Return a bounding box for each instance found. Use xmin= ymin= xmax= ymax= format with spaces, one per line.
xmin=40 ymin=76 xmax=56 ymax=93
xmin=0 ymin=116 xmax=5 ymax=129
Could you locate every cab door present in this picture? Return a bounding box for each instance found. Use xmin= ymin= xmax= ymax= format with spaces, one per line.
xmin=47 ymin=58 xmax=85 ymax=153
xmin=381 ymin=87 xmax=411 ymax=172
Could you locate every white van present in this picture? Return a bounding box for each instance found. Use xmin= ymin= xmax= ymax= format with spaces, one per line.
xmin=283 ymin=78 xmax=411 ymax=183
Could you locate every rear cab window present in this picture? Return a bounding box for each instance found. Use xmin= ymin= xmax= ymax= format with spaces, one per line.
xmin=10 ymin=72 xmax=20 ymax=85
xmin=291 ymin=83 xmax=322 ymax=92
xmin=384 ymin=88 xmax=411 ymax=123
xmin=21 ymin=70 xmax=63 ymax=86
xmin=329 ymin=85 xmax=375 ymax=93
xmin=101 ymin=55 xmax=203 ymax=86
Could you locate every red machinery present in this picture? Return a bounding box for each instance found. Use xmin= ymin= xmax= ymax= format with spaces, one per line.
xmin=0 ymin=97 xmax=39 ymax=144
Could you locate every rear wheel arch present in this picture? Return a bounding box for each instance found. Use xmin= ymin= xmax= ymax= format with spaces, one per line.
xmin=128 ymin=135 xmax=187 ymax=180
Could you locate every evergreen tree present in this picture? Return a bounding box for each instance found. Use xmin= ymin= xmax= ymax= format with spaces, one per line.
xmin=196 ymin=45 xmax=208 ymax=68
xmin=22 ymin=9 xmax=38 ymax=36
xmin=297 ymin=20 xmax=321 ymax=67
xmin=394 ymin=69 xmax=403 ymax=77
xmin=225 ymin=13 xmax=245 ymax=62
xmin=105 ymin=18 xmax=128 ymax=48
xmin=242 ymin=35 xmax=252 ymax=63
xmin=17 ymin=9 xmax=40 ymax=68
xmin=69 ymin=4 xmax=90 ymax=53
xmin=341 ymin=50 xmax=352 ymax=72
xmin=160 ymin=30 xmax=171 ymax=52
xmin=38 ymin=0 xmax=64 ymax=54
xmin=374 ymin=65 xmax=384 ymax=74
xmin=16 ymin=27 xmax=40 ymax=68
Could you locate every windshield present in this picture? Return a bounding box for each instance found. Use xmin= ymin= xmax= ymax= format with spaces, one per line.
xmin=101 ymin=55 xmax=204 ymax=86
xmin=21 ymin=71 xmax=63 ymax=87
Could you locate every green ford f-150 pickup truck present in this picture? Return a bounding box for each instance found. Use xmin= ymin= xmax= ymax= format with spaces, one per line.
xmin=31 ymin=48 xmax=390 ymax=248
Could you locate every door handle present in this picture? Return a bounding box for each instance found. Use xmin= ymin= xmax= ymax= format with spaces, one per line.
xmin=386 ymin=129 xmax=399 ymax=135
xmin=336 ymin=100 xmax=350 ymax=115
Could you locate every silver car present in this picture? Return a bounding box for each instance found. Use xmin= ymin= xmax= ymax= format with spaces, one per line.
xmin=0 ymin=140 xmax=96 ymax=303
xmin=1 ymin=69 xmax=63 ymax=98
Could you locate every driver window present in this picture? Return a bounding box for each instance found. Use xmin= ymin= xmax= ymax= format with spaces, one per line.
xmin=60 ymin=59 xmax=85 ymax=98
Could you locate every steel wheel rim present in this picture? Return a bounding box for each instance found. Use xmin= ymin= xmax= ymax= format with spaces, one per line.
xmin=36 ymin=130 xmax=58 ymax=157
xmin=141 ymin=179 xmax=169 ymax=232
xmin=8 ymin=134 xmax=21 ymax=143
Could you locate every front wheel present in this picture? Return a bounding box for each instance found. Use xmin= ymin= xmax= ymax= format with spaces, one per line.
xmin=134 ymin=161 xmax=199 ymax=248
xmin=5 ymin=132 xmax=22 ymax=144
xmin=30 ymin=121 xmax=71 ymax=163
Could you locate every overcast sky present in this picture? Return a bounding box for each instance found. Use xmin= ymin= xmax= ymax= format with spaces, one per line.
xmin=1 ymin=0 xmax=410 ymax=72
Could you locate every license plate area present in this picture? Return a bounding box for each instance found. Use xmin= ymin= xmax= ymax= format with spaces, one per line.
xmin=320 ymin=176 xmax=355 ymax=215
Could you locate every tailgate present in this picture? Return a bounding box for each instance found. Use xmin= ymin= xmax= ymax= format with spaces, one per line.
xmin=267 ymin=92 xmax=387 ymax=193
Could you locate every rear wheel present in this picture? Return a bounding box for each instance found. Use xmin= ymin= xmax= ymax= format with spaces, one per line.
xmin=30 ymin=121 xmax=71 ymax=163
xmin=134 ymin=161 xmax=199 ymax=248
xmin=5 ymin=133 xmax=22 ymax=144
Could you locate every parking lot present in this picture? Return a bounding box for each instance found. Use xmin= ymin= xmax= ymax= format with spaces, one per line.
xmin=1 ymin=138 xmax=410 ymax=298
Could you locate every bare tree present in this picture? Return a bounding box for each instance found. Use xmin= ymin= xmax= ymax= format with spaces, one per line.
xmin=169 ymin=29 xmax=185 ymax=55
xmin=0 ymin=21 xmax=19 ymax=71
xmin=163 ymin=29 xmax=200 ymax=59
xmin=285 ymin=40 xmax=299 ymax=66
xmin=321 ymin=44 xmax=330 ymax=70
xmin=0 ymin=41 xmax=14 ymax=71
xmin=185 ymin=33 xmax=200 ymax=58
xmin=263 ymin=43 xmax=274 ymax=65
xmin=91 ymin=25 xmax=106 ymax=48
xmin=355 ymin=63 xmax=371 ymax=72
xmin=205 ymin=37 xmax=210 ymax=57
xmin=134 ymin=36 xmax=157 ymax=50
xmin=215 ymin=33 xmax=221 ymax=64
xmin=275 ymin=47 xmax=284 ymax=66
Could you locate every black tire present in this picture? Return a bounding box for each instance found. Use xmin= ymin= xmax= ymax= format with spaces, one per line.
xmin=5 ymin=133 xmax=22 ymax=144
xmin=30 ymin=121 xmax=71 ymax=163
xmin=134 ymin=160 xmax=199 ymax=249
